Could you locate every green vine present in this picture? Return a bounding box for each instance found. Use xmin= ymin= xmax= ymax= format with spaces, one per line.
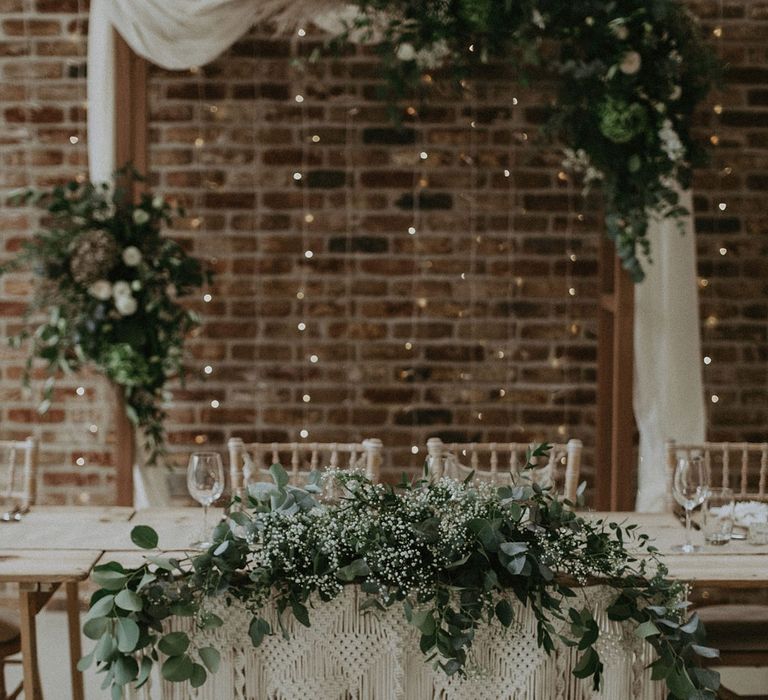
xmin=0 ymin=170 xmax=210 ymax=463
xmin=326 ymin=0 xmax=719 ymax=280
xmin=85 ymin=446 xmax=719 ymax=698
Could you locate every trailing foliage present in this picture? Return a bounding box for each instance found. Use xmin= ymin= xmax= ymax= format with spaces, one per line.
xmin=86 ymin=446 xmax=719 ymax=698
xmin=0 ymin=170 xmax=209 ymax=463
xmin=326 ymin=0 xmax=718 ymax=280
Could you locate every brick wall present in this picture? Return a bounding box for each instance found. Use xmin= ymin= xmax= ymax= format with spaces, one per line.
xmin=0 ymin=1 xmax=766 ymax=504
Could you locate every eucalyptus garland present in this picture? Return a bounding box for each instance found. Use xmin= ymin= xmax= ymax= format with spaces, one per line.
xmin=326 ymin=0 xmax=718 ymax=280
xmin=84 ymin=446 xmax=719 ymax=698
xmin=0 ymin=171 xmax=209 ymax=463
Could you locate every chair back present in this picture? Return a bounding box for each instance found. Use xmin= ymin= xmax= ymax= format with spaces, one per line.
xmin=666 ymin=440 xmax=768 ymax=510
xmin=228 ymin=438 xmax=383 ymax=500
xmin=0 ymin=437 xmax=38 ymax=508
xmin=425 ymin=438 xmax=582 ymax=503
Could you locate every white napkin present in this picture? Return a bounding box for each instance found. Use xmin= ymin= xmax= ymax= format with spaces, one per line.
xmin=711 ymin=500 xmax=768 ymax=527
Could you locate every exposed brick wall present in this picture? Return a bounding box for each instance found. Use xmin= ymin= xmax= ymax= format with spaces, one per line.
xmin=0 ymin=1 xmax=766 ymax=504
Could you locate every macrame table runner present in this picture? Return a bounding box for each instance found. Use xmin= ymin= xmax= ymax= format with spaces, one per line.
xmin=127 ymin=586 xmax=665 ymax=700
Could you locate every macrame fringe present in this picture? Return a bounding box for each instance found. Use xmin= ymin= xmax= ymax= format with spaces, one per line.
xmin=126 ymin=586 xmax=667 ymax=700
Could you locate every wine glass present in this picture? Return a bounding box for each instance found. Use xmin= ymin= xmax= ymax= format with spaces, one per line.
xmin=187 ymin=452 xmax=225 ymax=547
xmin=672 ymin=456 xmax=709 ymax=553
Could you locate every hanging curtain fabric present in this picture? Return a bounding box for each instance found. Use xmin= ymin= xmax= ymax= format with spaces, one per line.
xmin=634 ymin=188 xmax=705 ymax=512
xmin=87 ymin=0 xmax=346 ymax=181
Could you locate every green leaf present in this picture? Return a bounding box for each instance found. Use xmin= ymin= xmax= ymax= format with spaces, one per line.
xmin=201 ymin=612 xmax=224 ymax=630
xmin=161 ymin=654 xmax=194 ymax=683
xmin=115 ymin=589 xmax=143 ymax=612
xmin=137 ymin=573 xmax=156 ymax=591
xmin=410 ymin=610 xmax=436 ymax=636
xmin=115 ymin=617 xmax=140 ymax=653
xmin=94 ymin=632 xmax=116 ymax=662
xmin=158 ymin=631 xmax=190 ymax=656
xmin=83 ymin=616 xmax=110 ymax=640
xmin=199 ymin=646 xmax=221 ymax=673
xmin=499 ymin=542 xmax=528 ymax=556
xmin=691 ymin=644 xmax=720 ymax=659
xmin=131 ymin=525 xmax=159 ymax=549
xmin=248 ymin=617 xmax=271 ymax=646
xmin=495 ymin=599 xmax=514 ymax=627
xmin=147 ymin=556 xmax=175 ymax=571
xmin=114 ymin=655 xmax=139 ymax=685
xmin=336 ymin=558 xmax=371 ymax=581
xmin=269 ymin=462 xmax=289 ymax=489
xmin=190 ymin=663 xmax=207 ymax=688
xmin=291 ymin=600 xmax=311 ymax=627
xmin=92 ymin=569 xmax=129 ymax=591
xmin=572 ymin=647 xmax=599 ymax=679
xmin=77 ymin=651 xmax=94 ymax=672
xmin=135 ymin=657 xmax=153 ymax=689
xmin=636 ymin=620 xmax=660 ymax=638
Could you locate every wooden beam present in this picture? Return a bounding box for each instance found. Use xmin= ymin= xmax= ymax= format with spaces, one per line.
xmin=595 ymin=239 xmax=637 ymax=510
xmin=112 ymin=32 xmax=148 ymax=506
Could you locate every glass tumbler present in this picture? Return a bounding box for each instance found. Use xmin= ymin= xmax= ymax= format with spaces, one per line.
xmin=703 ymin=487 xmax=735 ymax=546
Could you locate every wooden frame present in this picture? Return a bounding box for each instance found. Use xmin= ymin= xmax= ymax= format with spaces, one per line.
xmin=113 ymin=31 xmax=148 ymax=506
xmin=110 ymin=37 xmax=636 ymax=511
xmin=595 ymin=238 xmax=637 ymax=510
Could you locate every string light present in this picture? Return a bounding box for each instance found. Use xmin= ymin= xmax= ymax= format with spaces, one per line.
xmin=75 ymin=386 xmax=85 ymax=396
xmin=304 ymin=213 xmax=314 ymax=223
xmin=203 ymin=365 xmax=213 ymax=374
xmin=195 ymin=435 xmax=207 ymax=445
xmin=210 ymin=400 xmax=220 ymax=408
xmin=89 ymin=424 xmax=98 ymax=434
xmin=293 ymin=172 xmax=302 ymax=181
xmin=408 ymin=226 xmax=416 ymax=235
xmin=309 ymin=354 xmax=319 ymax=363
xmin=704 ymin=356 xmax=712 ymax=365
xmin=411 ymin=446 xmax=419 ymax=455
xmin=302 ymin=394 xmax=311 ymax=403
xmin=718 ymin=202 xmax=727 ymax=211
xmin=419 ymin=151 xmax=428 ymax=160
xmin=304 ymin=250 xmax=314 ymax=259
xmin=203 ymin=293 xmax=212 ymax=302
xmin=404 ymin=342 xmax=413 ymax=350
xmin=297 ymin=28 xmax=306 ymax=37
xmin=69 ymin=135 xmax=79 ymax=144
xmin=300 ymin=429 xmax=309 ymax=438
xmin=295 ymin=94 xmax=304 ymax=103
xmin=194 ymin=136 xmax=204 ymax=148
xmin=711 ymin=394 xmax=720 ymax=403
xmin=311 ymin=134 xmax=320 ymax=142
xmin=719 ymin=247 xmax=727 ymax=256
xmin=76 ymin=457 xmax=85 ymax=466
xmin=297 ymin=322 xmax=306 ymax=331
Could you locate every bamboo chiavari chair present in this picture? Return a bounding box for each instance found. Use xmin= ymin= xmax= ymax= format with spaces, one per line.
xmin=227 ymin=438 xmax=383 ymax=501
xmin=425 ymin=438 xmax=582 ymax=503
xmin=0 ymin=437 xmax=38 ymax=700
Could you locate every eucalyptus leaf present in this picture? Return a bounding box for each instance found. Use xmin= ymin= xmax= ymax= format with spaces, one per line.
xmin=158 ymin=632 xmax=190 ymax=656
xmin=115 ymin=617 xmax=140 ymax=653
xmin=161 ymin=654 xmax=194 ymax=683
xmin=115 ymin=589 xmax=143 ymax=612
xmin=199 ymin=646 xmax=221 ymax=673
xmin=131 ymin=525 xmax=159 ymax=550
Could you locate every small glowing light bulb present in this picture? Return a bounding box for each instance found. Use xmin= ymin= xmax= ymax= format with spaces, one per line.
xmin=297 ymin=28 xmax=306 ymax=37
xmin=296 ymin=290 xmax=305 ymax=300
xmin=568 ymin=287 xmax=576 ymax=296
xmin=718 ymin=202 xmax=727 ymax=211
xmin=703 ymin=356 xmax=712 ymax=365
xmin=295 ymin=94 xmax=304 ymax=103
xmin=203 ymin=365 xmax=213 ymax=375
xmin=293 ymin=172 xmax=302 ymax=181
xmin=405 ymin=342 xmax=413 ymax=350
xmin=411 ymin=446 xmax=419 ymax=455
xmin=503 ymin=169 xmax=510 ymax=177
xmin=419 ymin=151 xmax=428 ymax=160
xmin=304 ymin=250 xmax=314 ymax=259
xmin=408 ymin=226 xmax=416 ymax=235
xmin=76 ymin=457 xmax=85 ymax=466
xmin=89 ymin=424 xmax=98 ymax=434
xmin=311 ymin=134 xmax=320 ymax=143
xmin=69 ymin=135 xmax=79 ymax=145
xmin=203 ymin=293 xmax=212 ymax=303
xmin=711 ymin=394 xmax=720 ymax=404
xmin=309 ymin=354 xmax=319 ymax=363
xmin=76 ymin=386 xmax=85 ymax=396
xmin=210 ymin=400 xmax=220 ymax=408
xmin=194 ymin=137 xmax=204 ymax=148
xmin=300 ymin=429 xmax=309 ymax=438
xmin=719 ymin=247 xmax=727 ymax=256
xmin=302 ymin=394 xmax=311 ymax=403
xmin=297 ymin=322 xmax=306 ymax=331
xmin=304 ymin=213 xmax=314 ymax=223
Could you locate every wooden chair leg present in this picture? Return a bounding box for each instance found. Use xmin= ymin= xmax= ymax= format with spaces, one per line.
xmin=65 ymin=582 xmax=84 ymax=700
xmin=0 ymin=659 xmax=7 ymax=700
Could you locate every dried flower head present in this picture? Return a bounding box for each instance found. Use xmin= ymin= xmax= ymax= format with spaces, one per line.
xmin=69 ymin=229 xmax=118 ymax=285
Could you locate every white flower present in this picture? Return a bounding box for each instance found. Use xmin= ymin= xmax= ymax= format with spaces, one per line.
xmin=132 ymin=209 xmax=150 ymax=225
xmin=131 ymin=280 xmax=142 ymax=292
xmin=112 ymin=280 xmax=132 ymax=298
xmin=414 ymin=40 xmax=451 ymax=70
xmin=659 ymin=119 xmax=685 ymax=162
xmin=88 ymin=280 xmax=112 ymax=301
xmin=611 ymin=23 xmax=629 ymax=40
xmin=152 ymin=195 xmax=164 ymax=210
xmin=115 ymin=294 xmax=138 ymax=316
xmin=122 ymin=246 xmax=142 ymax=267
xmin=396 ymin=43 xmax=416 ymax=61
xmin=165 ymin=283 xmax=177 ymax=298
xmin=585 ymin=16 xmax=594 ymax=26
xmin=619 ymin=51 xmax=642 ymax=75
xmin=532 ymin=9 xmax=545 ymax=29
xmin=669 ymin=85 xmax=682 ymax=101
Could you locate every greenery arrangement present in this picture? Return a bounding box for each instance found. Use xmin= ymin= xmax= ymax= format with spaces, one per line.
xmin=83 ymin=446 xmax=719 ymax=698
xmin=0 ymin=171 xmax=208 ymax=463
xmin=326 ymin=0 xmax=718 ymax=280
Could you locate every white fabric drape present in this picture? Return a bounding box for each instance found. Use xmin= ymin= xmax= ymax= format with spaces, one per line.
xmin=634 ymin=190 xmax=705 ymax=511
xmin=86 ymin=2 xmax=706 ymax=512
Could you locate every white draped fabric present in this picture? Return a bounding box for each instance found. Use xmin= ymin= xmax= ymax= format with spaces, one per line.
xmin=634 ymin=190 xmax=706 ymax=511
xmin=86 ymin=1 xmax=705 ymax=510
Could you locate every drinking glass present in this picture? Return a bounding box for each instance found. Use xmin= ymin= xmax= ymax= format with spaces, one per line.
xmin=672 ymin=456 xmax=709 ymax=553
xmin=703 ymin=487 xmax=734 ymax=546
xmin=187 ymin=452 xmax=225 ymax=547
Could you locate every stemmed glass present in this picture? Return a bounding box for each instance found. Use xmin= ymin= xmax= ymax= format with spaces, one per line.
xmin=672 ymin=456 xmax=709 ymax=553
xmin=187 ymin=452 xmax=225 ymax=548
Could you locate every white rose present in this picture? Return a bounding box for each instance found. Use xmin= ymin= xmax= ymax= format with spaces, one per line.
xmin=132 ymin=209 xmax=150 ymax=225
xmin=112 ymin=280 xmax=132 ymax=298
xmin=619 ymin=51 xmax=642 ymax=75
xmin=396 ymin=43 xmax=416 ymax=61
xmin=88 ymin=280 xmax=112 ymax=301
xmin=122 ymin=246 xmax=142 ymax=267
xmin=115 ymin=294 xmax=138 ymax=316
xmin=532 ymin=9 xmax=545 ymax=29
xmin=152 ymin=195 xmax=164 ymax=210
xmin=131 ymin=280 xmax=142 ymax=292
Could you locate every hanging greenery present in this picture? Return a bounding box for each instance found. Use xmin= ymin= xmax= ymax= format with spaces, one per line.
xmin=83 ymin=448 xmax=719 ymax=698
xmin=0 ymin=170 xmax=210 ymax=463
xmin=323 ymin=0 xmax=718 ymax=280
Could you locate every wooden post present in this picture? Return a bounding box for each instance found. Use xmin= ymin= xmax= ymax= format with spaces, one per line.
xmin=595 ymin=239 xmax=637 ymax=511
xmin=112 ymin=31 xmax=147 ymax=507
xmin=113 ymin=384 xmax=135 ymax=507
